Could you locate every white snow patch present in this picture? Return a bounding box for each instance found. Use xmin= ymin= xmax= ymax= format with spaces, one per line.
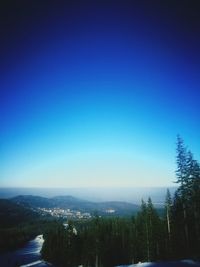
xmin=35 ymin=235 xmax=44 ymax=244
xmin=118 ymin=262 xmax=153 ymax=267
xmin=20 ymin=260 xmax=42 ymax=266
xmin=181 ymin=259 xmax=199 ymax=265
xmin=133 ymin=263 xmax=153 ymax=267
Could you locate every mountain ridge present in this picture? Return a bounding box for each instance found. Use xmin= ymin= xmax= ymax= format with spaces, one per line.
xmin=0 ymin=187 xmax=177 ymax=203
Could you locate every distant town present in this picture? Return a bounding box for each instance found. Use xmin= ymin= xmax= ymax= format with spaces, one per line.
xmin=37 ymin=207 xmax=116 ymax=219
xmin=38 ymin=207 xmax=92 ymax=219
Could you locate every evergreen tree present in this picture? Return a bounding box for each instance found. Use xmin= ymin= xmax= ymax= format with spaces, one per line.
xmin=136 ymin=200 xmax=150 ymax=262
xmin=176 ymin=135 xmax=188 ymax=186
xmin=147 ymin=197 xmax=162 ymax=261
xmin=188 ymin=155 xmax=200 ymax=256
xmin=173 ymin=135 xmax=200 ymax=258
xmin=164 ymin=189 xmax=173 ymax=258
xmin=175 ymin=135 xmax=189 ymax=253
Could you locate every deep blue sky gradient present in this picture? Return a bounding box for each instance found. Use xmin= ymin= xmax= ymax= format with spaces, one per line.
xmin=1 ymin=1 xmax=200 ymax=187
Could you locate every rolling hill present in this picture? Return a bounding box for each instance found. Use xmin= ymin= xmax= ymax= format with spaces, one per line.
xmin=0 ymin=199 xmax=39 ymax=228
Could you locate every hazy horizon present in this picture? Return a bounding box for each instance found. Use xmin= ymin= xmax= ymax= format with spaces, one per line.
xmin=0 ymin=186 xmax=177 ymax=204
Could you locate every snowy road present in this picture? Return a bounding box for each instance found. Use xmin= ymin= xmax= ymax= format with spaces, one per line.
xmin=0 ymin=235 xmax=54 ymax=267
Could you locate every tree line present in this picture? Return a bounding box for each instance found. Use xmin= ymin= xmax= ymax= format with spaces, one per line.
xmin=41 ymin=136 xmax=200 ymax=266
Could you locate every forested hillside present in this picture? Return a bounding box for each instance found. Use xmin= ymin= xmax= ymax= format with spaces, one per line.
xmin=0 ymin=199 xmax=38 ymax=228
xmin=0 ymin=199 xmax=53 ymax=252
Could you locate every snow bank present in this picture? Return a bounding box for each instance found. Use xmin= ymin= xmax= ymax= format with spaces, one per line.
xmin=131 ymin=263 xmax=153 ymax=267
xmin=118 ymin=259 xmax=200 ymax=267
xmin=20 ymin=260 xmax=43 ymax=266
xmin=117 ymin=262 xmax=153 ymax=267
xmin=181 ymin=259 xmax=200 ymax=265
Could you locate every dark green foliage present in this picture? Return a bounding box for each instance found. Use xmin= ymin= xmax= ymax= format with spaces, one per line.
xmin=163 ymin=189 xmax=173 ymax=259
xmin=42 ymin=221 xmax=82 ymax=266
xmin=0 ymin=220 xmax=55 ymax=252
xmin=0 ymin=199 xmax=38 ymax=228
xmin=42 ymin=205 xmax=166 ymax=267
xmin=172 ymin=136 xmax=200 ymax=259
xmin=134 ymin=198 xmax=164 ymax=263
xmin=0 ymin=199 xmax=56 ymax=252
xmin=0 ymin=199 xmax=38 ymax=251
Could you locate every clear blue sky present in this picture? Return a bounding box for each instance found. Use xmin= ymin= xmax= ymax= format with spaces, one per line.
xmin=1 ymin=1 xmax=200 ymax=188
